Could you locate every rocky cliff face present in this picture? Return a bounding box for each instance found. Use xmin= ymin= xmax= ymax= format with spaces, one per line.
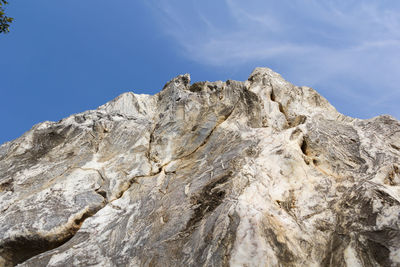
xmin=1 ymin=68 xmax=400 ymax=267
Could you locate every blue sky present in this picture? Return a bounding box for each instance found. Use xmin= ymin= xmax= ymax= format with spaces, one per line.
xmin=1 ymin=0 xmax=399 ymax=144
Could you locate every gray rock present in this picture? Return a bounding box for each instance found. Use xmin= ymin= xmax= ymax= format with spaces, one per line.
xmin=1 ymin=67 xmax=399 ymax=266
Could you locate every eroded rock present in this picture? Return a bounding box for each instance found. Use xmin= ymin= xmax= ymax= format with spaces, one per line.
xmin=0 ymin=68 xmax=399 ymax=266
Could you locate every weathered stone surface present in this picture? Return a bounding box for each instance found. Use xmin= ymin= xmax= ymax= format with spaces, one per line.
xmin=0 ymin=68 xmax=399 ymax=266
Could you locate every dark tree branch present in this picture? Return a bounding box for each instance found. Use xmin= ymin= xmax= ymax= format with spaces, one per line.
xmin=0 ymin=0 xmax=13 ymax=34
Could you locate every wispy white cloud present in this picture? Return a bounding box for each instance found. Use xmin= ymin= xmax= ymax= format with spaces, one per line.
xmin=147 ymin=0 xmax=400 ymax=119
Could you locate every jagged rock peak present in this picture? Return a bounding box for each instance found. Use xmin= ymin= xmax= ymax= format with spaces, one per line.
xmin=1 ymin=68 xmax=400 ymax=267
xmin=162 ymin=73 xmax=191 ymax=90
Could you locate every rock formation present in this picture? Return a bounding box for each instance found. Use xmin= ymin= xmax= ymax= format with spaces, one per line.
xmin=1 ymin=68 xmax=400 ymax=267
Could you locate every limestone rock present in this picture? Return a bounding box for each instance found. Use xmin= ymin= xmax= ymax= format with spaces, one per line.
xmin=1 ymin=68 xmax=399 ymax=266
